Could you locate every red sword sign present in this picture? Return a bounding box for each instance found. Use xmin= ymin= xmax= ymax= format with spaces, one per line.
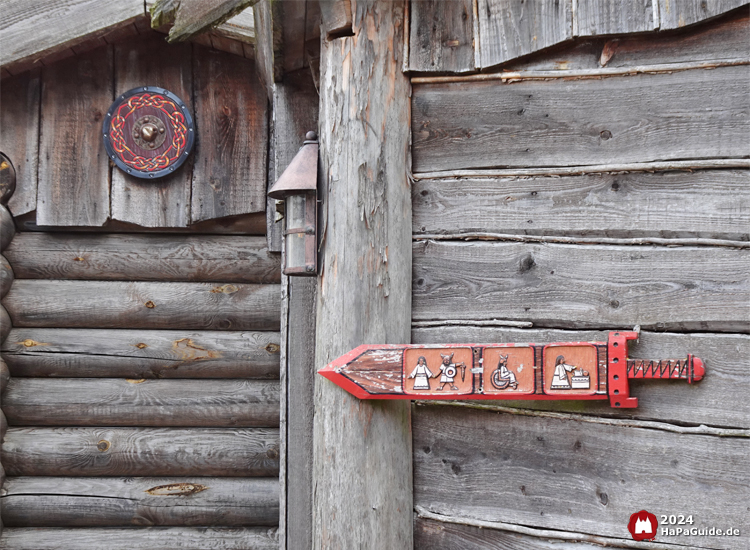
xmin=318 ymin=331 xmax=704 ymax=408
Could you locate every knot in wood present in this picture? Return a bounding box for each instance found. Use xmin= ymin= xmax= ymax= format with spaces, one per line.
xmin=144 ymin=301 xmax=156 ymax=308
xmin=97 ymin=439 xmax=111 ymax=452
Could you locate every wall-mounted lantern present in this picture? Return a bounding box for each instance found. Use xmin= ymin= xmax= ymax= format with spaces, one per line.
xmin=268 ymin=131 xmax=318 ymax=276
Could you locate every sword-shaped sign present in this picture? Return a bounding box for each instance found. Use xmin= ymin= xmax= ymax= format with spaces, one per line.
xmin=318 ymin=331 xmax=704 ymax=408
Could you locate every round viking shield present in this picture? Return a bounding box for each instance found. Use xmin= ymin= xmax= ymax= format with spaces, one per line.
xmin=103 ymin=87 xmax=195 ymax=179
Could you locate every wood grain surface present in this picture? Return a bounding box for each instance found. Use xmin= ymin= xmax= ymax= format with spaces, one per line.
xmin=658 ymin=0 xmax=747 ymax=30
xmin=409 ymin=0 xmax=475 ymax=73
xmin=111 ymin=33 xmax=193 ymax=228
xmin=412 ymin=170 xmax=750 ymax=241
xmin=0 ymin=0 xmax=144 ymax=72
xmin=414 ymin=327 xmax=749 ymax=429
xmin=3 ymin=378 xmax=280 ymax=427
xmin=415 ymin=518 xmax=634 ymax=550
xmin=412 ymin=65 xmax=749 ymax=172
xmin=502 ymin=9 xmax=749 ymax=72
xmin=576 ymin=0 xmax=656 ymax=36
xmin=3 ymin=280 xmax=281 ymax=330
xmin=313 ymin=1 xmax=413 ymax=548
xmin=2 ymin=328 xmax=280 ymax=379
xmin=413 ymin=405 xmax=750 ymax=550
xmin=0 ymin=71 xmax=40 ymax=217
xmin=0 ymin=206 xmax=15 ymax=252
xmin=413 ymin=241 xmax=750 ymax=332
xmin=2 ymin=427 xmax=279 ymax=477
xmin=0 ymin=256 xmax=12 ymax=299
xmin=37 ymin=47 xmax=112 ymax=226
xmin=1 ymin=476 xmax=279 ymax=527
xmin=0 ymin=527 xmax=279 ymax=550
xmin=192 ymin=46 xmax=268 ymax=222
xmin=477 ymin=0 xmax=572 ymax=68
xmin=5 ymin=233 xmax=281 ymax=283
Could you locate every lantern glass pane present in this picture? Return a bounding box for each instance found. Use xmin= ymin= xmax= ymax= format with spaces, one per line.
xmin=286 ymin=194 xmax=308 ymax=270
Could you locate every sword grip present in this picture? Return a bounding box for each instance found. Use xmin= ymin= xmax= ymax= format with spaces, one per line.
xmin=627 ymin=355 xmax=704 ymax=383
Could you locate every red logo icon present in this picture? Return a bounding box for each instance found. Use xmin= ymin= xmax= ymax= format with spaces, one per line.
xmin=628 ymin=510 xmax=658 ymax=541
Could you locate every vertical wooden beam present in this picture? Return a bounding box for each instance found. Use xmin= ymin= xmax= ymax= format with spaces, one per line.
xmin=111 ymin=33 xmax=193 ymax=227
xmin=314 ymin=1 xmax=412 ymax=549
xmin=37 ymin=47 xmax=112 ymax=226
xmin=274 ymin=69 xmax=319 ymax=550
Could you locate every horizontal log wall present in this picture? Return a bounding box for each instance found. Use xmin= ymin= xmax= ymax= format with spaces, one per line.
xmin=2 ymin=328 xmax=280 ymax=379
xmin=3 ymin=428 xmax=279 ymax=477
xmin=4 ymin=280 xmax=280 ymax=331
xmin=0 ymin=231 xmax=281 ymax=544
xmin=0 ymin=527 xmax=279 ymax=550
xmin=410 ymin=11 xmax=749 ymax=550
xmin=2 ymin=477 xmax=278 ymax=527
xmin=5 ymin=233 xmax=281 ymax=283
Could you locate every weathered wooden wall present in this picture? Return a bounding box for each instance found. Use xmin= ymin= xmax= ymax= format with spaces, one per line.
xmin=0 ymin=30 xmax=267 ymax=230
xmin=0 ymin=231 xmax=282 ymax=547
xmin=406 ymin=0 xmax=748 ymax=72
xmin=410 ymin=9 xmax=749 ymax=550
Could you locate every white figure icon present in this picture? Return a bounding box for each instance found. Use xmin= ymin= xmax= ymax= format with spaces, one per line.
xmin=635 ymin=517 xmax=653 ymax=534
xmin=408 ymin=356 xmax=435 ymax=390
xmin=551 ymin=355 xmax=577 ymax=389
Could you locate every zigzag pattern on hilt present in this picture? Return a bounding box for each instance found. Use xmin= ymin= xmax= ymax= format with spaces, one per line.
xmin=627 ymin=358 xmax=689 ymax=379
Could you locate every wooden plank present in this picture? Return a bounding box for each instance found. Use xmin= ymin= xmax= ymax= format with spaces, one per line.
xmin=576 ymin=0 xmax=656 ymax=36
xmin=5 ymin=233 xmax=281 ymax=283
xmin=0 ymin=527 xmax=279 ymax=550
xmin=319 ymin=0 xmax=353 ymax=37
xmin=659 ymin=0 xmax=748 ymax=30
xmin=3 ymin=427 xmax=279 ymax=476
xmin=413 ymin=327 xmax=750 ymax=429
xmin=0 ymin=71 xmax=40 ymax=217
xmin=253 ymin=0 xmax=283 ymax=99
xmin=282 ymin=0 xmax=307 ymax=73
xmin=269 ymin=70 xmax=319 ymax=251
xmin=191 ymin=45 xmax=268 ymax=222
xmin=416 ymin=517 xmax=628 ymax=550
xmin=313 ymin=1 xmax=412 ymax=548
xmin=3 ymin=280 xmax=280 ymax=331
xmin=214 ymin=7 xmax=257 ymax=44
xmin=286 ymin=277 xmax=317 ymax=550
xmin=2 ymin=476 xmax=278 ymax=527
xmin=411 ymin=64 xmax=750 ymax=172
xmin=150 ymin=0 xmax=258 ymax=43
xmin=409 ymin=0 xmax=475 ymax=73
xmin=477 ymin=0 xmax=572 ymax=69
xmin=413 ymin=405 xmax=750 ymax=549
xmin=413 ymin=170 xmax=750 ymax=241
xmin=111 ymin=33 xmax=192 ymax=228
xmin=0 ymin=0 xmax=144 ymax=72
xmin=37 ymin=47 xmax=112 ymax=226
xmin=2 ymin=328 xmax=280 ymax=379
xmin=17 ymin=211 xmax=268 ymax=235
xmin=502 ymin=8 xmax=749 ymax=72
xmin=413 ymin=241 xmax=750 ymax=332
xmin=3 ymin=378 xmax=280 ymax=427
